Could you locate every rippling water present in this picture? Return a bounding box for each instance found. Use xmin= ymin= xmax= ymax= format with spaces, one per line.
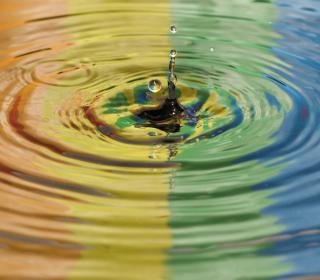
xmin=0 ymin=0 xmax=319 ymax=279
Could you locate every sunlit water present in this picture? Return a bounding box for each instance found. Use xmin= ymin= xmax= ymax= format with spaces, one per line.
xmin=0 ymin=0 xmax=319 ymax=279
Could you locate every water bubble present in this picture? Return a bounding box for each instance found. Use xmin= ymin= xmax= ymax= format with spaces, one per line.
xmin=169 ymin=25 xmax=177 ymax=34
xmin=148 ymin=79 xmax=162 ymax=93
xmin=170 ymin=49 xmax=177 ymax=58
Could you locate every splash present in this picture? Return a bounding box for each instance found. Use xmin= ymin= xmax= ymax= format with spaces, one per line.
xmin=137 ymin=47 xmax=185 ymax=125
xmin=0 ymin=0 xmax=319 ymax=279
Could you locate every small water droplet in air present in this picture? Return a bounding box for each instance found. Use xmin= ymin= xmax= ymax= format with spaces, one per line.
xmin=210 ymin=47 xmax=215 ymax=52
xmin=148 ymin=79 xmax=162 ymax=93
xmin=170 ymin=49 xmax=177 ymax=58
xmin=169 ymin=25 xmax=177 ymax=34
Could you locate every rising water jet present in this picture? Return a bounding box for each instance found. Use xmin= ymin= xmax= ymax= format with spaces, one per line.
xmin=137 ymin=48 xmax=185 ymax=130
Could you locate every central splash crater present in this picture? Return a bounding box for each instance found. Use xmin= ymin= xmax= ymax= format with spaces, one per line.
xmin=84 ymin=26 xmax=230 ymax=145
xmin=136 ymin=48 xmax=185 ymax=132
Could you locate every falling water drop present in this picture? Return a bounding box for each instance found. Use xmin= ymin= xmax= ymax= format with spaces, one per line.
xmin=148 ymin=79 xmax=162 ymax=93
xmin=169 ymin=25 xmax=177 ymax=34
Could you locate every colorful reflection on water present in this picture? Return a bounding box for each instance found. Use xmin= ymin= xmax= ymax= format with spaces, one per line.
xmin=0 ymin=0 xmax=319 ymax=279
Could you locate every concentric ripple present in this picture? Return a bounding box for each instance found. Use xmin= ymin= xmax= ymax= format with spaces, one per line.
xmin=22 ymin=59 xmax=97 ymax=87
xmin=0 ymin=0 xmax=319 ymax=279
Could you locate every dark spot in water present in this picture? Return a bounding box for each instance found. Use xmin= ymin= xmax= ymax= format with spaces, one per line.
xmin=301 ymin=7 xmax=316 ymax=12
xmin=136 ymin=98 xmax=185 ymax=133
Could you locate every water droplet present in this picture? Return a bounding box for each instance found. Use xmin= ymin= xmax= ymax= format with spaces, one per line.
xmin=210 ymin=47 xmax=215 ymax=52
xmin=170 ymin=49 xmax=177 ymax=58
xmin=169 ymin=25 xmax=177 ymax=34
xmin=148 ymin=79 xmax=162 ymax=93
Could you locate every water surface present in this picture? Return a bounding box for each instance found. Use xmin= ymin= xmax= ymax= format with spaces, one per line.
xmin=0 ymin=0 xmax=319 ymax=279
